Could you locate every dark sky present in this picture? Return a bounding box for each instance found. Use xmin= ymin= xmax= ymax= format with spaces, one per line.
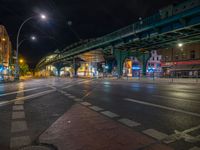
xmin=0 ymin=0 xmax=181 ymax=68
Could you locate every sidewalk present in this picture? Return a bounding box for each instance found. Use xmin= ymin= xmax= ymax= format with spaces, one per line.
xmin=39 ymin=104 xmax=173 ymax=150
xmin=96 ymin=77 xmax=200 ymax=84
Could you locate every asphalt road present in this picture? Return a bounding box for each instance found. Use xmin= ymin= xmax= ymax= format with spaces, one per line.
xmin=0 ymin=78 xmax=199 ymax=150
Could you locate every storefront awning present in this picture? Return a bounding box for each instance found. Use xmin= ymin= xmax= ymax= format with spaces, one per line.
xmin=170 ymin=64 xmax=200 ymax=71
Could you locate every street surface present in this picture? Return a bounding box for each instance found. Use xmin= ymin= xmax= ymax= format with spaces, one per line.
xmin=0 ymin=78 xmax=199 ymax=150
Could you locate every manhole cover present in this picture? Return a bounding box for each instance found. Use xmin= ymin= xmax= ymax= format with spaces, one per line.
xmin=19 ymin=145 xmax=52 ymax=150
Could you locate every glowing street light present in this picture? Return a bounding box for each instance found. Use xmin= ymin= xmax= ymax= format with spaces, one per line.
xmin=178 ymin=43 xmax=183 ymax=47
xmin=19 ymin=59 xmax=24 ymax=63
xmin=31 ymin=36 xmax=36 ymax=41
xmin=40 ymin=14 xmax=47 ymax=20
xmin=2 ymin=38 xmax=6 ymax=41
xmin=15 ymin=13 xmax=48 ymax=80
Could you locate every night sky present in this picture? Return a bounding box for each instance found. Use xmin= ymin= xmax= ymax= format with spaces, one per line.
xmin=0 ymin=0 xmax=182 ymax=68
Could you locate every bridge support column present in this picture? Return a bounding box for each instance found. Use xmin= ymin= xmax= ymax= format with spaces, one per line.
xmin=137 ymin=52 xmax=151 ymax=77
xmin=54 ymin=63 xmax=64 ymax=77
xmin=72 ymin=58 xmax=80 ymax=78
xmin=114 ymin=49 xmax=130 ymax=78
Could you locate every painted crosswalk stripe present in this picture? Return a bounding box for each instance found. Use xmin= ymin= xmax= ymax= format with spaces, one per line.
xmin=11 ymin=120 xmax=28 ymax=133
xmin=68 ymin=95 xmax=75 ymax=99
xmin=189 ymin=147 xmax=200 ymax=150
xmin=14 ymin=100 xmax=24 ymax=105
xmin=142 ymin=129 xmax=168 ymax=140
xmin=81 ymin=102 xmax=92 ymax=106
xmin=12 ymin=111 xmax=25 ymax=119
xmin=118 ymin=118 xmax=140 ymax=127
xmin=10 ymin=136 xmax=31 ymax=149
xmin=101 ymin=111 xmax=119 ymax=118
xmin=13 ymin=105 xmax=24 ymax=111
xmin=89 ymin=106 xmax=104 ymax=111
xmin=74 ymin=98 xmax=82 ymax=102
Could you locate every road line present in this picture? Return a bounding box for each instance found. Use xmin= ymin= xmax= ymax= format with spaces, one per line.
xmin=10 ymin=136 xmax=31 ymax=149
xmin=125 ymin=98 xmax=200 ymax=117
xmin=13 ymin=105 xmax=24 ymax=111
xmin=118 ymin=118 xmax=140 ymax=127
xmin=14 ymin=100 xmax=24 ymax=105
xmin=101 ymin=111 xmax=119 ymax=118
xmin=189 ymin=147 xmax=200 ymax=150
xmin=89 ymin=106 xmax=104 ymax=111
xmin=68 ymin=95 xmax=75 ymax=99
xmin=0 ymin=89 xmax=56 ymax=107
xmin=143 ymin=129 xmax=168 ymax=140
xmin=12 ymin=111 xmax=25 ymax=119
xmin=153 ymin=95 xmax=200 ymax=104
xmin=81 ymin=102 xmax=92 ymax=106
xmin=74 ymin=98 xmax=83 ymax=102
xmin=0 ymin=87 xmax=44 ymax=97
xmin=11 ymin=120 xmax=28 ymax=133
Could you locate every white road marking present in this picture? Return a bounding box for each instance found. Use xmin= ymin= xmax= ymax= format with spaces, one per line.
xmin=11 ymin=120 xmax=28 ymax=133
xmin=0 ymin=87 xmax=44 ymax=97
xmin=101 ymin=111 xmax=119 ymax=118
xmin=143 ymin=129 xmax=168 ymax=140
xmin=164 ymin=125 xmax=200 ymax=144
xmin=89 ymin=106 xmax=104 ymax=111
xmin=12 ymin=111 xmax=25 ymax=119
xmin=125 ymin=98 xmax=200 ymax=117
xmin=189 ymin=147 xmax=200 ymax=150
xmin=153 ymin=95 xmax=200 ymax=104
xmin=81 ymin=102 xmax=92 ymax=106
xmin=13 ymin=105 xmax=24 ymax=111
xmin=0 ymin=89 xmax=56 ymax=107
xmin=14 ymin=100 xmax=24 ymax=105
xmin=10 ymin=136 xmax=31 ymax=149
xmin=68 ymin=95 xmax=76 ymax=99
xmin=16 ymin=92 xmax=24 ymax=98
xmin=74 ymin=98 xmax=83 ymax=102
xmin=118 ymin=118 xmax=140 ymax=127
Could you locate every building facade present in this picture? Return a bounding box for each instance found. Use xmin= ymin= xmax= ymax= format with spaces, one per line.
xmin=0 ymin=25 xmax=12 ymax=79
xmin=158 ymin=42 xmax=200 ymax=78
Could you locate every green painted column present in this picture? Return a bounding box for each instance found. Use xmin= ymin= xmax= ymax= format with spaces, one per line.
xmin=54 ymin=62 xmax=64 ymax=77
xmin=114 ymin=49 xmax=130 ymax=78
xmin=137 ymin=52 xmax=151 ymax=77
xmin=72 ymin=58 xmax=80 ymax=78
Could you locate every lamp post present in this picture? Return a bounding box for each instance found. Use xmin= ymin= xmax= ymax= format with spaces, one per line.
xmin=15 ymin=14 xmax=47 ymax=80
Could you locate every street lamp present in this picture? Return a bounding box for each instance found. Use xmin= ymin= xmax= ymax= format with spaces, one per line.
xmin=178 ymin=43 xmax=183 ymax=47
xmin=15 ymin=13 xmax=47 ymax=80
xmin=19 ymin=59 xmax=24 ymax=64
xmin=31 ymin=36 xmax=36 ymax=41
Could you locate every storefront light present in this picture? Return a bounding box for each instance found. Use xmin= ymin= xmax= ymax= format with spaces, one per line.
xmin=132 ymin=66 xmax=140 ymax=70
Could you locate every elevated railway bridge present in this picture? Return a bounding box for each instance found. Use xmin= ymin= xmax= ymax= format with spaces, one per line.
xmin=36 ymin=0 xmax=200 ymax=77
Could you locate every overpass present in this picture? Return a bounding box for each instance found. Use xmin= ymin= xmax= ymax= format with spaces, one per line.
xmin=36 ymin=0 xmax=200 ymax=77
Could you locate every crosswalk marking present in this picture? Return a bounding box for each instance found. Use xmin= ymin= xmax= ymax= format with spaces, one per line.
xmin=13 ymin=105 xmax=24 ymax=111
xmin=81 ymin=102 xmax=92 ymax=106
xmin=11 ymin=120 xmax=28 ymax=133
xmin=89 ymin=106 xmax=104 ymax=111
xmin=143 ymin=129 xmax=168 ymax=140
xmin=118 ymin=118 xmax=140 ymax=127
xmin=101 ymin=111 xmax=119 ymax=118
xmin=12 ymin=111 xmax=25 ymax=119
xmin=10 ymin=136 xmax=31 ymax=149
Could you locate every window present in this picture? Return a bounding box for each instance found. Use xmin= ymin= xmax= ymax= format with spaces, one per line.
xmin=190 ymin=50 xmax=195 ymax=59
xmin=182 ymin=53 xmax=186 ymax=60
xmin=175 ymin=55 xmax=179 ymax=60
